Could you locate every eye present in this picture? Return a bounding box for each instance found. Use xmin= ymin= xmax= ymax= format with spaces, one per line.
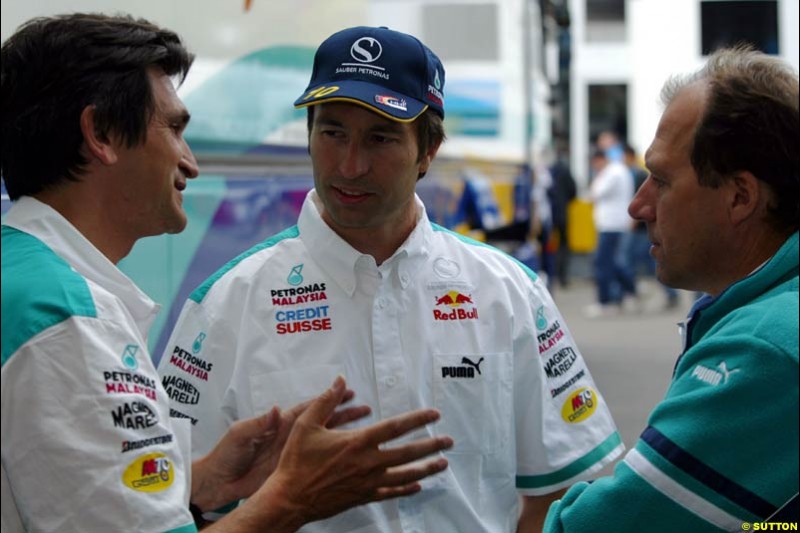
xmin=371 ymin=134 xmax=397 ymax=144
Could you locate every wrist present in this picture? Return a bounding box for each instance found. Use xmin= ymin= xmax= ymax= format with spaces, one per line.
xmin=191 ymin=455 xmax=224 ymax=512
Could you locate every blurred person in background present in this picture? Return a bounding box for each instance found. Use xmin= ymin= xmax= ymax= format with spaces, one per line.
xmin=1 ymin=13 xmax=453 ymax=533
xmin=544 ymin=46 xmax=798 ymax=531
xmin=548 ymin=138 xmax=578 ymax=289
xmin=159 ymin=25 xmax=624 ymax=533
xmin=584 ymin=148 xmax=638 ymax=317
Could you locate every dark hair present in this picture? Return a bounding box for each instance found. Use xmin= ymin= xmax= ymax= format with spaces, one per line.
xmin=306 ymin=106 xmax=446 ymax=179
xmin=1 ymin=13 xmax=194 ymax=200
xmin=661 ymin=46 xmax=799 ymax=234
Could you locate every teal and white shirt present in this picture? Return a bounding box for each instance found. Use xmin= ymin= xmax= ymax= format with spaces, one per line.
xmin=1 ymin=197 xmax=196 ymax=533
xmin=544 ymin=232 xmax=799 ymax=532
xmin=158 ymin=190 xmax=624 ymax=533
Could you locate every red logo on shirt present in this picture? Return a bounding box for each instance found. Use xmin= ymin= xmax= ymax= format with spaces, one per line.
xmin=433 ymin=291 xmax=478 ymax=321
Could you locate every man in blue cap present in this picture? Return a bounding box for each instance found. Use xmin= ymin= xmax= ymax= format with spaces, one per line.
xmin=160 ymin=26 xmax=623 ymax=531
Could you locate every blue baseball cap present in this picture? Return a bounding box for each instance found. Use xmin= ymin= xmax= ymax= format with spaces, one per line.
xmin=294 ymin=26 xmax=445 ymax=122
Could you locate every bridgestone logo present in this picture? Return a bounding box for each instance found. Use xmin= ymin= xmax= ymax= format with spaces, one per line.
xmin=550 ymin=369 xmax=585 ymax=398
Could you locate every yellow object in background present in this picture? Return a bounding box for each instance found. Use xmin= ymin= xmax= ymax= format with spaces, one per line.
xmin=568 ymin=200 xmax=597 ymax=253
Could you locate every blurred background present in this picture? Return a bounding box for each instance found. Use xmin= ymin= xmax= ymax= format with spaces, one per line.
xmin=3 ymin=0 xmax=798 ymax=453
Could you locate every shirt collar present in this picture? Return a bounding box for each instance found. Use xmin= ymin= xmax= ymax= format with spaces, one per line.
xmin=297 ymin=189 xmax=432 ymax=296
xmin=3 ymin=197 xmax=160 ymax=339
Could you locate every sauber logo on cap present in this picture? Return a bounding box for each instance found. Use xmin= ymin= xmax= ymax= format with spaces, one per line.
xmin=123 ymin=452 xmax=173 ymax=492
xmin=561 ymin=387 xmax=597 ymax=424
xmin=351 ymin=37 xmax=382 ymax=63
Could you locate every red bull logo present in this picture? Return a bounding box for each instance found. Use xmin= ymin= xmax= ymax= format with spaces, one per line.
xmin=433 ymin=291 xmax=478 ymax=321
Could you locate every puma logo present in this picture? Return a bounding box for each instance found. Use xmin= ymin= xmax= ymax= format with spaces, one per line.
xmin=461 ymin=357 xmax=484 ymax=375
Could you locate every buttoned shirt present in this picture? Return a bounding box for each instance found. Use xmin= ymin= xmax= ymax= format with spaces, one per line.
xmin=159 ymin=190 xmax=624 ymax=533
xmin=1 ymin=197 xmax=195 ymax=533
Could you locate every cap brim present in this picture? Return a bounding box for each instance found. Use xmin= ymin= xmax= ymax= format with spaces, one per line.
xmin=294 ymin=80 xmax=428 ymax=123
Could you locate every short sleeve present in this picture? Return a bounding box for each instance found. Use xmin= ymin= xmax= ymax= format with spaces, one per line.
xmin=513 ymin=277 xmax=624 ymax=495
xmin=1 ymin=317 xmax=195 ymax=533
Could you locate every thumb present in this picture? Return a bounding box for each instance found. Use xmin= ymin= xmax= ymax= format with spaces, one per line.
xmin=235 ymin=405 xmax=281 ymax=441
xmin=298 ymin=376 xmax=347 ymax=427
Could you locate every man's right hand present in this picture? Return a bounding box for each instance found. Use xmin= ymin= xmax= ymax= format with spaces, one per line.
xmin=219 ymin=376 xmax=453 ymax=532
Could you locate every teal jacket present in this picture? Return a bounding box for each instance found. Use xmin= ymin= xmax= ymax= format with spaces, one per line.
xmin=545 ymin=232 xmax=799 ymax=532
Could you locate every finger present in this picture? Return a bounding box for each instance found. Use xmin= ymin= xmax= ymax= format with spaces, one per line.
xmin=230 ymin=406 xmax=281 ymax=442
xmin=341 ymin=389 xmax=356 ymax=404
xmin=297 ymin=376 xmax=348 ymax=427
xmin=378 ymin=457 xmax=449 ymax=487
xmin=361 ymin=409 xmax=441 ymax=446
xmin=378 ymin=436 xmax=453 ymax=468
xmin=371 ymin=483 xmax=422 ymax=502
xmin=327 ymin=405 xmax=371 ymax=429
xmin=284 ymin=387 xmax=357 ymax=423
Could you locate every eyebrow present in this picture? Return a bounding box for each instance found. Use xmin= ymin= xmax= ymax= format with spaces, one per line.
xmin=315 ymin=115 xmax=405 ymax=134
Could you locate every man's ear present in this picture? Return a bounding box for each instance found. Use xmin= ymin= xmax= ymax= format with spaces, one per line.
xmin=79 ymin=105 xmax=118 ymax=165
xmin=418 ymin=140 xmax=442 ymax=176
xmin=727 ymin=170 xmax=761 ymax=226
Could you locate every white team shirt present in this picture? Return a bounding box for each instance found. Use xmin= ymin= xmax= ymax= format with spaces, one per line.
xmin=1 ymin=198 xmax=195 ymax=533
xmin=590 ymin=161 xmax=634 ymax=232
xmin=159 ymin=191 xmax=624 ymax=533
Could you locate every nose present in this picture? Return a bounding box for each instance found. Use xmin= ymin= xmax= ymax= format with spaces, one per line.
xmin=338 ymin=140 xmax=369 ymax=179
xmin=180 ymin=141 xmax=200 ymax=179
xmin=628 ymin=175 xmax=655 ymax=222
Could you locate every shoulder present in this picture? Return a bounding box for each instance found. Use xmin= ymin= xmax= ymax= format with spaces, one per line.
xmin=2 ymin=226 xmax=97 ymax=366
xmin=189 ymin=225 xmax=302 ymax=305
xmin=429 ymin=223 xmax=539 ymax=285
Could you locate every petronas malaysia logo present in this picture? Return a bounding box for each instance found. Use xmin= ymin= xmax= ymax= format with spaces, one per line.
xmin=287 ymin=264 xmax=304 ymax=286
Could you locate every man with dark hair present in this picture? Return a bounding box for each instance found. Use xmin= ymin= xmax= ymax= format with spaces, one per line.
xmin=1 ymin=14 xmax=454 ymax=532
xmin=159 ymin=25 xmax=623 ymax=532
xmin=544 ymin=46 xmax=798 ymax=531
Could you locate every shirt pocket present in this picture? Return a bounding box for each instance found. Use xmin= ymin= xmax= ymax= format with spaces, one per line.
xmin=432 ymin=352 xmax=512 ymax=454
xmin=249 ymin=364 xmax=344 ymax=413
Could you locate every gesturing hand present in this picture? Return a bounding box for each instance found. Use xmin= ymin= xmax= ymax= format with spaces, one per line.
xmin=256 ymin=376 xmax=453 ymax=528
xmin=191 ymin=385 xmax=371 ymax=512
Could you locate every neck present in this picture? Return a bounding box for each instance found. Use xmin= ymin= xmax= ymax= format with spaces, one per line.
xmin=323 ymin=207 xmax=418 ymax=266
xmin=704 ymin=225 xmax=789 ymax=296
xmin=34 ymin=185 xmax=135 ymax=264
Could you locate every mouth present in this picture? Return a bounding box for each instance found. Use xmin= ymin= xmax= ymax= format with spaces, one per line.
xmin=175 ymin=181 xmax=186 ymax=192
xmin=331 ymin=185 xmax=373 ymax=204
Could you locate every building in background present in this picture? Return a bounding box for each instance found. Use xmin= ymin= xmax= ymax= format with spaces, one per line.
xmin=568 ymin=0 xmax=799 ymax=187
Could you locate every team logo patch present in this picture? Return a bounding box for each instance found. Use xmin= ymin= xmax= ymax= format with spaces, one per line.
xmin=170 ymin=408 xmax=198 ymax=426
xmin=550 ymin=369 xmax=586 ymax=398
xmin=691 ymin=361 xmax=740 ymax=386
xmin=122 ymin=434 xmax=173 ymax=453
xmin=271 ymin=282 xmax=327 ymax=306
xmin=441 ymin=356 xmax=484 ymax=379
xmin=433 ymin=257 xmax=461 ymax=279
xmin=122 ymin=452 xmax=173 ymax=492
xmin=561 ymin=387 xmax=597 ymax=423
xmin=162 ymin=375 xmax=200 ymax=405
xmin=192 ymin=332 xmax=206 ymax=354
xmin=111 ymin=400 xmax=158 ymax=430
xmin=104 ymin=371 xmax=157 ymax=401
xmin=535 ymin=306 xmax=548 ymax=331
xmin=287 ymin=264 xmax=304 ymax=286
xmin=374 ymin=95 xmax=407 ymax=111
xmin=537 ymin=320 xmax=565 ymax=355
xmin=543 ymin=347 xmax=578 ymax=379
xmin=433 ymin=291 xmax=478 ymax=321
xmin=275 ymin=305 xmax=332 ymax=335
xmin=168 ymin=345 xmax=213 ymax=381
xmin=121 ymin=344 xmax=139 ymax=370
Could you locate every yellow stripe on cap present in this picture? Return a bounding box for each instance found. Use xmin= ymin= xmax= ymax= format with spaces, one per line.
xmin=294 ymin=97 xmax=429 ymax=123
